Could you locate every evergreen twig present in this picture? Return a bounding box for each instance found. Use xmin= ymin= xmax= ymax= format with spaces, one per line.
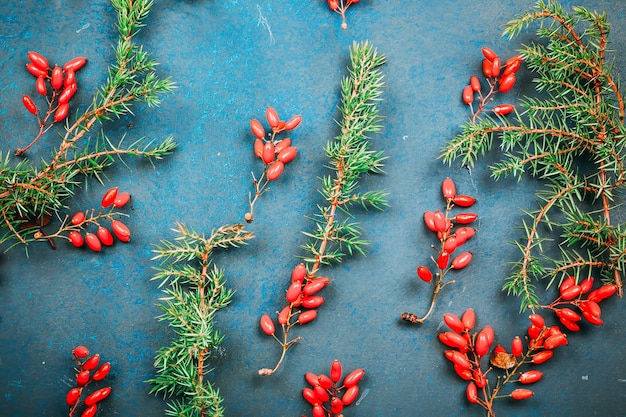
xmin=149 ymin=223 xmax=254 ymax=417
xmin=258 ymin=41 xmax=387 ymax=376
xmin=440 ymin=0 xmax=626 ymax=311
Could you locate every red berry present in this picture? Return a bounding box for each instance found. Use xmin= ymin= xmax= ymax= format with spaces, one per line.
xmin=466 ymin=381 xmax=479 ymax=403
xmin=92 ymin=362 xmax=111 ymax=381
xmin=266 ymin=160 xmax=285 ymax=181
xmin=111 ymin=220 xmax=131 ymax=242
xmin=498 ymin=73 xmax=516 ymax=93
xmin=265 ymin=107 xmax=280 ymax=129
xmin=482 ymin=59 xmax=493 ymax=77
xmin=36 ymin=76 xmax=47 ymax=96
xmin=511 ymin=388 xmax=534 ymax=400
xmin=97 ymin=227 xmax=114 ymax=246
xmin=54 ymin=103 xmax=69 ymax=122
xmin=85 ymin=233 xmax=102 ymax=252
xmin=331 ymin=396 xmax=344 ymax=414
xmin=76 ymin=370 xmax=90 ymax=387
xmin=72 ymin=345 xmax=90 ymax=358
xmin=302 ymin=387 xmax=318 ymax=405
xmin=493 ymin=104 xmax=514 ymax=115
xmin=71 ymin=211 xmax=86 ymax=225
xmin=452 ymin=195 xmax=476 ymax=207
xmin=81 ymin=404 xmax=97 ymax=417
xmin=250 ymin=119 xmax=265 ymax=139
xmin=528 ymin=313 xmax=545 ymax=328
xmin=274 ymin=137 xmax=291 ymax=154
xmin=416 ymin=265 xmax=433 ymax=282
xmin=474 ymin=331 xmax=491 ymax=356
xmin=260 ymin=314 xmax=275 ymax=336
xmin=101 ymin=187 xmax=119 ymax=208
xmin=442 ymin=177 xmax=456 ymax=199
xmin=454 ymin=213 xmax=478 ymax=224
xmin=462 ymin=85 xmax=474 ymax=105
xmin=277 ymin=306 xmax=290 ymax=325
xmin=303 ymin=277 xmax=330 ymax=295
xmin=66 ymin=387 xmax=81 ymax=406
xmin=262 ymin=142 xmax=275 ymax=164
xmin=461 ymin=309 xmax=475 ymax=331
xmin=22 ymin=95 xmax=37 ymax=114
xmin=83 ymin=354 xmax=100 ymax=371
xmin=342 ymin=385 xmax=359 ymax=405
xmin=443 ymin=313 xmax=464 ymax=333
xmin=343 ymin=368 xmax=365 ymax=388
xmin=423 ymin=211 xmax=437 ymax=232
xmin=113 ymin=191 xmax=131 ymax=208
xmin=68 ymin=231 xmax=84 ymax=247
xmin=511 ymin=336 xmax=523 ymax=357
xmin=437 ymin=251 xmax=450 ymax=269
xmin=491 ymin=57 xmax=501 ymax=77
xmin=27 ymin=51 xmax=49 ymax=71
xmin=301 ymin=295 xmax=324 ymax=309
xmin=560 ymin=285 xmax=581 ymax=300
xmin=470 ymin=75 xmax=481 ymax=92
xmin=284 ymin=115 xmax=302 ymax=130
xmin=277 ymin=146 xmax=297 ymax=164
xmin=286 ymin=281 xmax=302 ymax=303
xmin=531 ymin=350 xmax=553 ymax=364
xmin=291 ymin=263 xmax=307 ymax=283
xmin=298 ymin=310 xmax=317 ymax=325
xmin=481 ymin=47 xmax=498 ymax=61
xmin=83 ymin=386 xmax=111 ymax=406
xmin=58 ymin=83 xmax=77 ymax=105
xmin=63 ymin=57 xmax=87 ymax=72
xmin=451 ymin=251 xmax=472 ymax=270
xmin=51 ymin=65 xmax=63 ymax=90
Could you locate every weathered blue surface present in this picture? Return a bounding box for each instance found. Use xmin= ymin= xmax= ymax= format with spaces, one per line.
xmin=0 ymin=1 xmax=625 ymax=416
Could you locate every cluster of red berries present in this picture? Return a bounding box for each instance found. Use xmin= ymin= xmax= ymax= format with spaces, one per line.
xmin=260 ymin=263 xmax=328 ymax=336
xmin=66 ymin=346 xmax=112 ymax=417
xmin=403 ymin=177 xmax=477 ymax=323
xmin=67 ymin=187 xmax=131 ymax=251
xmin=250 ymin=107 xmax=301 ymax=182
xmin=19 ymin=52 xmax=87 ymax=154
xmin=542 ymin=276 xmax=617 ymax=330
xmin=440 ymin=309 xmax=568 ymax=416
xmin=462 ymin=47 xmax=522 ymax=119
xmin=301 ymin=359 xmax=364 ymax=417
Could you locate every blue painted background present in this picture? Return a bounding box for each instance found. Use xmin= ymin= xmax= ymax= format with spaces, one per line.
xmin=1 ymin=1 xmax=625 ymax=416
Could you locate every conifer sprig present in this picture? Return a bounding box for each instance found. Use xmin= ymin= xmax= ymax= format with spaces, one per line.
xmin=258 ymin=41 xmax=387 ymax=376
xmin=150 ymin=223 xmax=254 ymax=417
xmin=0 ymin=0 xmax=176 ymax=252
xmin=441 ymin=0 xmax=626 ymax=311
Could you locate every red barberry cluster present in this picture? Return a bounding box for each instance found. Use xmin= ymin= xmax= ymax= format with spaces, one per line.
xmin=541 ymin=276 xmax=617 ymax=330
xmin=462 ymin=47 xmax=522 ymax=121
xmin=402 ymin=177 xmax=477 ymax=323
xmin=18 ymin=52 xmax=87 ymax=155
xmin=66 ymin=187 xmax=132 ymax=251
xmin=66 ymin=346 xmax=112 ymax=417
xmin=258 ymin=263 xmax=330 ymax=375
xmin=326 ymin=0 xmax=361 ymax=29
xmin=440 ymin=309 xmax=568 ymax=417
xmin=301 ymin=359 xmax=364 ymax=417
xmin=245 ymin=106 xmax=301 ymax=222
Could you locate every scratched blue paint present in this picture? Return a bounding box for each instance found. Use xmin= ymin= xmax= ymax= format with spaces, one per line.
xmin=0 ymin=0 xmax=626 ymax=416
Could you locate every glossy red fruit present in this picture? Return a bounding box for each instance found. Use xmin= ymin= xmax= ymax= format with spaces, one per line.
xmin=302 ymin=387 xmax=318 ymax=405
xmin=64 ymin=69 xmax=76 ymax=88
xmin=342 ymin=385 xmax=358 ymax=405
xmin=69 ymin=231 xmax=84 ymax=247
xmin=101 ymin=187 xmax=119 ymax=207
xmin=262 ymin=141 xmax=275 ymax=164
xmin=559 ymin=276 xmax=576 ymax=293
xmin=83 ymin=354 xmax=100 ymax=371
xmin=560 ymin=285 xmax=581 ymax=301
xmin=267 ymin=161 xmax=285 ymax=181
xmin=274 ymin=138 xmax=291 ymax=154
xmin=317 ymin=374 xmax=332 ymax=390
xmin=455 ymin=227 xmax=475 ymax=245
xmin=64 ymin=57 xmax=87 ymax=72
xmin=437 ymin=251 xmax=450 ymax=269
xmin=303 ymin=277 xmax=330 ymax=295
xmin=36 ymin=76 xmax=47 ymax=96
xmin=331 ymin=396 xmax=344 ymax=414
xmin=277 ymin=306 xmax=290 ymax=325
xmin=54 ymin=102 xmax=69 ymax=122
xmin=260 ymin=314 xmax=275 ymax=336
xmin=51 ymin=65 xmax=63 ymax=89
xmin=433 ymin=210 xmax=447 ymax=232
xmin=284 ymin=115 xmax=302 ymax=130
xmin=253 ymin=139 xmax=264 ymax=159
xmin=582 ymin=310 xmax=603 ymax=326
xmin=416 ymin=265 xmax=433 ymax=283
xmin=445 ymin=350 xmax=471 ymax=370
xmin=451 ymin=251 xmax=472 ymax=270
xmin=555 ymin=308 xmax=581 ymax=322
xmin=510 ymin=336 xmax=523 ymax=358
xmin=491 ymin=57 xmax=501 ymax=77
xmin=81 ymin=404 xmax=97 ymax=417
xmin=84 ymin=386 xmax=111 ymax=406
xmin=466 ymin=381 xmax=479 ymax=403
xmin=454 ymin=213 xmax=478 ymax=224
xmin=330 ymin=359 xmax=342 ymax=383
xmin=328 ymin=0 xmax=339 ymax=11
xmin=592 ymin=284 xmax=617 ymax=301
xmin=290 ymin=263 xmax=306 ymax=283
xmin=27 ymin=51 xmax=49 ymax=71
xmin=455 ymin=365 xmax=473 ymax=380
xmin=482 ymin=47 xmax=498 ymax=61
xmin=440 ymin=332 xmax=468 ymax=349
xmin=66 ymin=387 xmax=81 ymax=406
xmin=298 ymin=310 xmax=317 ymax=325
xmin=73 ymin=345 xmax=90 ymax=358
xmin=443 ymin=236 xmax=458 ymax=254
xmin=493 ymin=104 xmax=514 ymax=115
xmin=277 ymin=146 xmax=297 ymax=164
xmin=462 ymin=309 xmax=475 ymax=331
xmin=475 ymin=331 xmax=491 ymax=356
xmin=92 ymin=362 xmax=111 ymax=381
xmin=579 ymin=300 xmax=601 ymax=317
xmin=97 ymin=227 xmax=114 ymax=246
xmin=58 ymin=83 xmax=77 ymax=104
xmin=528 ymin=314 xmax=545 ymax=328
xmin=22 ymin=95 xmax=37 ymax=114
xmin=443 ymin=313 xmax=464 ymax=333
xmin=544 ymin=333 xmax=567 ymax=349
xmin=579 ymin=277 xmax=594 ymax=294
xmin=250 ymin=119 xmax=265 ymax=139
xmin=302 ymin=295 xmax=324 ymax=309
xmin=76 ymin=370 xmax=90 ymax=387
xmin=559 ymin=318 xmax=580 ymax=332
xmin=423 ymin=211 xmax=437 ymax=232
xmin=502 ymin=55 xmax=522 ymax=76
xmin=265 ymin=107 xmax=279 ymax=129
xmin=111 ymin=220 xmax=131 ymax=242
xmin=511 ymin=388 xmax=534 ymax=400
xmin=304 ymin=372 xmax=318 ymax=387
xmin=113 ymin=191 xmax=131 ymax=208
xmin=314 ymin=384 xmax=329 ymax=402
xmin=482 ymin=59 xmax=493 ymax=77
xmin=462 ymin=85 xmax=474 ymax=105
xmin=453 ymin=195 xmax=476 ymax=207
xmin=312 ymin=404 xmax=325 ymax=417
xmin=85 ymin=233 xmax=102 ymax=252
xmin=442 ymin=177 xmax=456 ymax=199
xmin=531 ymin=350 xmax=553 ymax=364
xmin=343 ymin=368 xmax=365 ymax=388
xmin=470 ymin=75 xmax=481 ymax=92
xmin=498 ymin=73 xmax=516 ymax=93
xmin=71 ymin=211 xmax=85 ymax=225
xmin=26 ymin=63 xmax=47 ymax=79
xmin=286 ymin=282 xmax=302 ymax=303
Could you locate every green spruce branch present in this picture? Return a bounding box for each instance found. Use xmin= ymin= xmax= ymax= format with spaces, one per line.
xmin=0 ymin=0 xmax=176 ymax=252
xmin=259 ymin=41 xmax=387 ymax=376
xmin=440 ymin=0 xmax=626 ymax=311
xmin=149 ymin=223 xmax=254 ymax=417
